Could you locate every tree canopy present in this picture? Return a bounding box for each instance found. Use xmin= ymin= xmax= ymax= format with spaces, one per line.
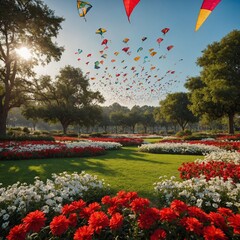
xmin=185 ymin=30 xmax=240 ymax=134
xmin=0 ymin=0 xmax=64 ymax=135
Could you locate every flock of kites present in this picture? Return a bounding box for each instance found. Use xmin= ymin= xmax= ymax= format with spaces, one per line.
xmin=76 ymin=0 xmax=222 ymax=104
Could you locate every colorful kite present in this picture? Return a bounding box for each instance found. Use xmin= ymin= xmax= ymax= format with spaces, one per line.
xmin=122 ymin=47 xmax=130 ymax=53
xmin=137 ymin=47 xmax=143 ymax=52
xmin=195 ymin=0 xmax=221 ymax=31
xmin=101 ymin=39 xmax=108 ymax=45
xmin=134 ymin=56 xmax=141 ymax=61
xmin=123 ymin=0 xmax=140 ymax=21
xmin=142 ymin=37 xmax=147 ymax=42
xmin=161 ymin=28 xmax=170 ymax=35
xmin=77 ymin=1 xmax=92 ymax=21
xmin=96 ymin=28 xmax=107 ymax=37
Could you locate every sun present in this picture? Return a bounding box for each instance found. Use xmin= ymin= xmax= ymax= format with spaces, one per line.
xmin=15 ymin=47 xmax=32 ymax=60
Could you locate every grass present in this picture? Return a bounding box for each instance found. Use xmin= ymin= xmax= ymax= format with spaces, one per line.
xmin=0 ymin=146 xmax=202 ymax=201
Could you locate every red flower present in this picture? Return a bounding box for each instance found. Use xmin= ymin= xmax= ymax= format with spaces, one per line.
xmin=217 ymin=208 xmax=234 ymax=218
xmin=109 ymin=212 xmax=124 ymax=230
xmin=6 ymin=224 xmax=27 ymax=240
xmin=208 ymin=212 xmax=228 ymax=232
xmin=50 ymin=215 xmax=69 ymax=236
xmin=101 ymin=195 xmax=112 ymax=205
xmin=181 ymin=217 xmax=203 ymax=235
xmin=188 ymin=206 xmax=210 ymax=223
xmin=138 ymin=208 xmax=160 ymax=229
xmin=228 ymin=214 xmax=240 ymax=234
xmin=88 ymin=211 xmax=109 ymax=234
xmin=80 ymin=202 xmax=101 ymax=219
xmin=203 ymin=225 xmax=228 ymax=240
xmin=74 ymin=226 xmax=94 ymax=240
xmin=62 ymin=199 xmax=86 ymax=215
xmin=159 ymin=208 xmax=178 ymax=222
xmin=170 ymin=199 xmax=188 ymax=215
xmin=22 ymin=210 xmax=46 ymax=233
xmin=69 ymin=213 xmax=78 ymax=227
xmin=150 ymin=228 xmax=167 ymax=240
xmin=130 ymin=197 xmax=150 ymax=213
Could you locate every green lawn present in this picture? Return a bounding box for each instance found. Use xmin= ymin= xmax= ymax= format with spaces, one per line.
xmin=0 ymin=146 xmax=202 ymax=200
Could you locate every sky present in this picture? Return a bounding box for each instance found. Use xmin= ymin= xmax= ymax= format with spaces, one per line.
xmin=35 ymin=0 xmax=240 ymax=108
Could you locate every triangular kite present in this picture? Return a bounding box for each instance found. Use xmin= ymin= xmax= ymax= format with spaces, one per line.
xmin=195 ymin=0 xmax=221 ymax=31
xmin=123 ymin=0 xmax=140 ymax=21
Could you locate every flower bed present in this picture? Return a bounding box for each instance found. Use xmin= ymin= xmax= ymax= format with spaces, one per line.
xmin=179 ymin=161 xmax=240 ymax=182
xmin=88 ymin=137 xmax=143 ymax=146
xmin=0 ymin=172 xmax=110 ymax=238
xmin=6 ymin=190 xmax=240 ymax=240
xmin=154 ymin=176 xmax=240 ymax=213
xmin=0 ymin=140 xmax=123 ymax=160
xmin=138 ymin=142 xmax=221 ymax=155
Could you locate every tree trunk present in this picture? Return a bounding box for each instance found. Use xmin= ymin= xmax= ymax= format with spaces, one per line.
xmin=144 ymin=126 xmax=147 ymax=133
xmin=62 ymin=122 xmax=69 ymax=135
xmin=0 ymin=111 xmax=8 ymax=136
xmin=228 ymin=113 xmax=234 ymax=134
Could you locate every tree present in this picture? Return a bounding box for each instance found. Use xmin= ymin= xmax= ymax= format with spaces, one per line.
xmin=186 ymin=30 xmax=240 ymax=134
xmin=29 ymin=66 xmax=104 ymax=134
xmin=0 ymin=0 xmax=64 ymax=136
xmin=159 ymin=92 xmax=197 ymax=131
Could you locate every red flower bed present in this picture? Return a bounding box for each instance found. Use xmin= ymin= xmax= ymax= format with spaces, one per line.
xmin=178 ymin=161 xmax=240 ymax=182
xmin=54 ymin=136 xmax=81 ymax=142
xmin=88 ymin=137 xmax=143 ymax=146
xmin=0 ymin=141 xmax=105 ymax=160
xmin=7 ymin=191 xmax=240 ymax=240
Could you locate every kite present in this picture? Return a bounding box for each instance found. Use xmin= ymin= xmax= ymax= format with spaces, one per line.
xmin=123 ymin=38 xmax=130 ymax=43
xmin=161 ymin=27 xmax=170 ymax=35
xmin=137 ymin=47 xmax=143 ymax=52
xmin=123 ymin=0 xmax=140 ymax=21
xmin=150 ymin=51 xmax=157 ymax=56
xmin=96 ymin=28 xmax=107 ymax=37
xmin=167 ymin=45 xmax=174 ymax=51
xmin=94 ymin=61 xmax=100 ymax=69
xmin=101 ymin=39 xmax=108 ymax=45
xmin=122 ymin=47 xmax=130 ymax=52
xmin=101 ymin=54 xmax=107 ymax=58
xmin=142 ymin=37 xmax=147 ymax=42
xmin=75 ymin=49 xmax=83 ymax=54
xmin=114 ymin=52 xmax=119 ymax=56
xmin=157 ymin=38 xmax=163 ymax=45
xmin=134 ymin=56 xmax=140 ymax=61
xmin=87 ymin=53 xmax=92 ymax=57
xmin=77 ymin=1 xmax=92 ymax=21
xmin=195 ymin=0 xmax=221 ymax=31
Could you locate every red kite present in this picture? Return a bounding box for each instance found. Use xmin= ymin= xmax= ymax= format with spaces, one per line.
xmin=161 ymin=28 xmax=170 ymax=35
xmin=123 ymin=0 xmax=140 ymax=21
xmin=195 ymin=0 xmax=221 ymax=31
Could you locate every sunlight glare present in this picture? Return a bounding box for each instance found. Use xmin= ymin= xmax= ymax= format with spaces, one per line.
xmin=15 ymin=47 xmax=32 ymax=60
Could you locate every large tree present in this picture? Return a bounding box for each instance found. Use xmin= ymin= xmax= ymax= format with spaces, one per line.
xmin=0 ymin=0 xmax=64 ymax=136
xmin=30 ymin=66 xmax=104 ymax=134
xmin=186 ymin=30 xmax=240 ymax=134
xmin=159 ymin=92 xmax=197 ymax=131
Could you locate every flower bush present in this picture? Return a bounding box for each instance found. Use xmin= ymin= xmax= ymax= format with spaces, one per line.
xmin=0 ymin=140 xmax=122 ymax=160
xmin=88 ymin=137 xmax=143 ymax=146
xmin=154 ymin=176 xmax=240 ymax=213
xmin=6 ymin=190 xmax=240 ymax=240
xmin=138 ymin=142 xmax=221 ymax=155
xmin=0 ymin=171 xmax=110 ymax=238
xmin=178 ymin=161 xmax=240 ymax=183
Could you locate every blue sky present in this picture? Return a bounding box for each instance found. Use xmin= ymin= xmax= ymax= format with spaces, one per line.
xmin=36 ymin=0 xmax=240 ymax=108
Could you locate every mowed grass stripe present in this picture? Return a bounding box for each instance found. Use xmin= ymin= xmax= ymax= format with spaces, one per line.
xmin=0 ymin=146 xmax=202 ymax=200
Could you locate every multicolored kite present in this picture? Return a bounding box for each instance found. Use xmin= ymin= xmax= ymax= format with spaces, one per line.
xmin=77 ymin=1 xmax=92 ymax=21
xmin=195 ymin=0 xmax=221 ymax=31
xmin=96 ymin=28 xmax=107 ymax=37
xmin=161 ymin=28 xmax=170 ymax=35
xmin=123 ymin=0 xmax=140 ymax=21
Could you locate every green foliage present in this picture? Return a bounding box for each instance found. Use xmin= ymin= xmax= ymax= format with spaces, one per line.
xmin=159 ymin=92 xmax=197 ymax=130
xmin=186 ymin=30 xmax=240 ymax=134
xmin=176 ymin=129 xmax=192 ymax=137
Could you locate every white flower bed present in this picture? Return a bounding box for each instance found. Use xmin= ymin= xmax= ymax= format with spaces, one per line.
xmin=65 ymin=141 xmax=122 ymax=150
xmin=0 ymin=171 xmax=109 ymax=233
xmin=0 ymin=141 xmax=121 ymax=153
xmin=154 ymin=175 xmax=240 ymax=212
xmin=138 ymin=142 xmax=221 ymax=155
xmin=194 ymin=150 xmax=240 ymax=164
